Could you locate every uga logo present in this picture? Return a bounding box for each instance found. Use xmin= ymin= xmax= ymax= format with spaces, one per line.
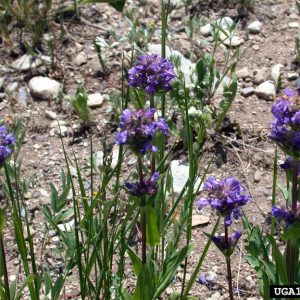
xmin=270 ymin=285 xmax=300 ymax=298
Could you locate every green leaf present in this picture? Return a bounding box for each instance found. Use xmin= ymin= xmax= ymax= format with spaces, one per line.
xmin=0 ymin=208 xmax=6 ymax=235
xmin=66 ymin=85 xmax=90 ymax=124
xmin=51 ymin=275 xmax=64 ymax=300
xmin=15 ymin=275 xmax=36 ymax=300
xmin=126 ymin=246 xmax=142 ymax=276
xmin=78 ymin=0 xmax=126 ymax=12
xmin=133 ymin=262 xmax=155 ymax=300
xmin=268 ymin=236 xmax=288 ymax=284
xmin=145 ymin=205 xmax=160 ymax=246
xmin=154 ymin=245 xmax=191 ymax=299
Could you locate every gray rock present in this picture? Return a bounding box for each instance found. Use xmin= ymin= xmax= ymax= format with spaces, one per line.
xmin=253 ymin=68 xmax=269 ymax=84
xmin=11 ymin=54 xmax=42 ymax=71
xmin=252 ymin=45 xmax=260 ymax=51
xmin=254 ymin=170 xmax=262 ymax=182
xmin=0 ymin=102 xmax=6 ymax=110
xmin=236 ymin=67 xmax=251 ymax=79
xmin=87 ymin=55 xmax=103 ymax=74
xmin=74 ymin=52 xmax=88 ymax=66
xmin=45 ymin=110 xmax=57 ymax=120
xmin=288 ymin=22 xmax=299 ymax=28
xmin=255 ymin=81 xmax=276 ymax=101
xmin=241 ymin=87 xmax=254 ymax=97
xmin=87 ymin=93 xmax=104 ymax=108
xmin=148 ymin=44 xmax=194 ymax=85
xmin=287 ymin=72 xmax=299 ymax=81
xmin=200 ymin=23 xmax=212 ymax=36
xmin=17 ymin=87 xmax=28 ymax=107
xmin=0 ymin=93 xmax=6 ymax=100
xmin=245 ymin=275 xmax=256 ymax=288
xmin=247 ymin=21 xmax=262 ymax=33
xmin=0 ymin=77 xmax=4 ymax=91
xmin=28 ymin=77 xmax=62 ymax=100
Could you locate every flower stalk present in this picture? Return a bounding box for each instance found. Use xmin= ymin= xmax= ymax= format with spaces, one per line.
xmin=287 ymin=158 xmax=299 ymax=285
xmin=224 ymin=222 xmax=234 ymax=300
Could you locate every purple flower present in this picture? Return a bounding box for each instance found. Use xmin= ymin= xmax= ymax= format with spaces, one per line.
xmin=195 ymin=176 xmax=250 ymax=225
xmin=0 ymin=125 xmax=15 ymax=163
xmin=270 ymin=88 xmax=300 ymax=156
xmin=280 ymin=157 xmax=300 ymax=175
xmin=211 ymin=231 xmax=242 ymax=256
xmin=272 ymin=206 xmax=295 ymax=226
xmin=198 ymin=273 xmax=215 ymax=288
xmin=128 ymin=54 xmax=176 ymax=95
xmin=125 ymin=172 xmax=159 ymax=197
xmin=114 ymin=108 xmax=168 ymax=154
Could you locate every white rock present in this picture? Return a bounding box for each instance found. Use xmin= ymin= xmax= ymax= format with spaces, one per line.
xmin=28 ymin=77 xmax=62 ymax=100
xmin=111 ymin=145 xmax=119 ymax=168
xmin=55 ymin=125 xmax=68 ymax=137
xmin=170 ymin=160 xmax=201 ymax=195
xmin=5 ymin=82 xmax=19 ymax=94
xmin=200 ymin=23 xmax=212 ymax=36
xmin=245 ymin=275 xmax=256 ymax=288
xmin=247 ymin=21 xmax=262 ymax=33
xmin=45 ymin=110 xmax=57 ymax=120
xmin=188 ymin=106 xmax=201 ymax=117
xmin=271 ymin=64 xmax=283 ymax=86
xmin=220 ymin=31 xmax=244 ymax=47
xmin=87 ymin=93 xmax=104 ymax=108
xmin=11 ymin=54 xmax=42 ymax=71
xmin=50 ymin=120 xmax=67 ymax=128
xmin=58 ymin=219 xmax=75 ymax=232
xmin=255 ymin=81 xmax=276 ymax=101
xmin=74 ymin=52 xmax=88 ymax=66
xmin=236 ymin=67 xmax=251 ymax=79
xmin=148 ymin=44 xmax=195 ymax=84
xmin=0 ymin=77 xmax=4 ymax=91
xmin=287 ymin=72 xmax=298 ymax=81
xmin=253 ymin=68 xmax=269 ymax=84
xmin=288 ymin=22 xmax=299 ymax=28
xmin=215 ymin=17 xmax=234 ymax=30
xmin=192 ymin=215 xmax=210 ymax=227
xmin=17 ymin=86 xmax=28 ymax=107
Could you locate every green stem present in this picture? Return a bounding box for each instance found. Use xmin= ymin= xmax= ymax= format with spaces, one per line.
xmin=180 ymin=84 xmax=195 ymax=299
xmin=137 ymin=156 xmax=147 ymax=264
xmin=224 ymin=222 xmax=234 ymax=300
xmin=0 ymin=234 xmax=10 ymax=300
xmin=287 ymin=158 xmax=299 ymax=286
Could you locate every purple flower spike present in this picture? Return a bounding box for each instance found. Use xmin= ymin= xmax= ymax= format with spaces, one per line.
xmin=0 ymin=125 xmax=15 ymax=163
xmin=128 ymin=54 xmax=176 ymax=95
xmin=115 ymin=108 xmax=168 ymax=154
xmin=272 ymin=206 xmax=295 ymax=226
xmin=195 ymin=176 xmax=250 ymax=225
xmin=270 ymin=88 xmax=300 ymax=156
xmin=211 ymin=230 xmax=242 ymax=257
xmin=125 ymin=172 xmax=160 ymax=197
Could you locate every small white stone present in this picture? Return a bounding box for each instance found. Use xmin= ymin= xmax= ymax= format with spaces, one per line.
xmin=200 ymin=23 xmax=212 ymax=36
xmin=287 ymin=72 xmax=299 ymax=81
xmin=87 ymin=93 xmax=104 ymax=108
xmin=255 ymin=80 xmax=276 ymax=101
xmin=11 ymin=54 xmax=42 ymax=71
xmin=288 ymin=22 xmax=299 ymax=28
xmin=74 ymin=52 xmax=88 ymax=66
xmin=247 ymin=21 xmax=262 ymax=33
xmin=28 ymin=76 xmax=62 ymax=100
xmin=271 ymin=64 xmax=283 ymax=86
xmin=45 ymin=110 xmax=57 ymax=120
xmin=236 ymin=67 xmax=251 ymax=79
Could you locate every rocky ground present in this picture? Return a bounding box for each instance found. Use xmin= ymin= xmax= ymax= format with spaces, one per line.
xmin=0 ymin=0 xmax=299 ymax=299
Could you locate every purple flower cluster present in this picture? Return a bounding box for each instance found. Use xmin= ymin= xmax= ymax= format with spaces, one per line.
xmin=115 ymin=108 xmax=168 ymax=154
xmin=272 ymin=206 xmax=296 ymax=226
xmin=128 ymin=54 xmax=176 ymax=95
xmin=0 ymin=125 xmax=15 ymax=163
xmin=196 ymin=176 xmax=251 ymax=225
xmin=125 ymin=172 xmax=159 ymax=196
xmin=270 ymin=88 xmax=300 ymax=155
xmin=280 ymin=157 xmax=300 ymax=174
xmin=211 ymin=231 xmax=242 ymax=256
xmin=198 ymin=273 xmax=215 ymax=288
